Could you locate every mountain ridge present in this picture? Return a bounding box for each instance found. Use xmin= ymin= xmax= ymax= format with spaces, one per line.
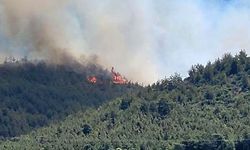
xmin=0 ymin=60 xmax=140 ymax=138
xmin=1 ymin=51 xmax=250 ymax=149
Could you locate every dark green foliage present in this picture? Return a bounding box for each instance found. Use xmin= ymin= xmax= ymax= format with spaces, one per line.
xmin=83 ymin=144 xmax=94 ymax=150
xmin=235 ymin=139 xmax=250 ymax=150
xmin=176 ymin=135 xmax=234 ymax=150
xmin=110 ymin=111 xmax=116 ymax=125
xmin=0 ymin=52 xmax=250 ymax=149
xmin=82 ymin=124 xmax=92 ymax=135
xmin=140 ymin=103 xmax=149 ymax=114
xmin=98 ymin=144 xmax=110 ymax=150
xmin=229 ymin=59 xmax=239 ymax=75
xmin=0 ymin=61 xmax=140 ymax=138
xmin=235 ymin=134 xmax=250 ymax=150
xmin=162 ymin=74 xmax=183 ymax=91
xmin=187 ymin=51 xmax=250 ymax=85
xmin=203 ymin=62 xmax=214 ymax=82
xmin=140 ymin=144 xmax=147 ymax=150
xmin=179 ymin=140 xmax=234 ymax=150
xmin=149 ymin=102 xmax=158 ymax=113
xmin=119 ymin=98 xmax=131 ymax=110
xmin=204 ymin=90 xmax=214 ymax=100
xmin=157 ymin=100 xmax=170 ymax=117
xmin=241 ymin=73 xmax=250 ymax=90
xmin=188 ymin=64 xmax=204 ymax=84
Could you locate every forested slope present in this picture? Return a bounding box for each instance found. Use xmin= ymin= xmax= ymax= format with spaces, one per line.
xmin=0 ymin=60 xmax=140 ymax=138
xmin=1 ymin=51 xmax=250 ymax=149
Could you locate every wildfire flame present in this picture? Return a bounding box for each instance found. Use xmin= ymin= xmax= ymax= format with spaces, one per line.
xmin=87 ymin=67 xmax=127 ymax=84
xmin=111 ymin=67 xmax=127 ymax=84
xmin=87 ymin=76 xmax=97 ymax=84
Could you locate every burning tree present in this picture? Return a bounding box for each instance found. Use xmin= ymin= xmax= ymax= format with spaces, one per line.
xmin=87 ymin=67 xmax=128 ymax=85
xmin=87 ymin=76 xmax=97 ymax=84
xmin=111 ymin=67 xmax=128 ymax=84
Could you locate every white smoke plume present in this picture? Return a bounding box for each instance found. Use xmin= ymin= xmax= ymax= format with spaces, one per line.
xmin=0 ymin=0 xmax=250 ymax=83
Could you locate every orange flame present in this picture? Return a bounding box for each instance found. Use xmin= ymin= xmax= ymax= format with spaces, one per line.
xmin=87 ymin=76 xmax=97 ymax=84
xmin=111 ymin=67 xmax=127 ymax=84
xmin=86 ymin=67 xmax=128 ymax=85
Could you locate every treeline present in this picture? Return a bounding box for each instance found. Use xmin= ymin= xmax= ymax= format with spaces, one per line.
xmin=175 ymin=136 xmax=250 ymax=150
xmin=0 ymin=60 xmax=140 ymax=138
xmin=187 ymin=51 xmax=250 ymax=87
xmin=0 ymin=52 xmax=249 ymax=149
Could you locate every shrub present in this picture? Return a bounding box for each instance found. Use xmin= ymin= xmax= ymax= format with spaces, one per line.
xmin=82 ymin=124 xmax=92 ymax=135
xmin=120 ymin=99 xmax=131 ymax=110
xmin=157 ymin=100 xmax=170 ymax=117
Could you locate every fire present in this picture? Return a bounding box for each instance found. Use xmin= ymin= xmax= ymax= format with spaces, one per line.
xmin=111 ymin=67 xmax=127 ymax=84
xmin=87 ymin=67 xmax=127 ymax=84
xmin=87 ymin=76 xmax=97 ymax=84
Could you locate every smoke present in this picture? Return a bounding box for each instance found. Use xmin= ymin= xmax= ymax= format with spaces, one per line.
xmin=0 ymin=0 xmax=250 ymax=83
xmin=0 ymin=0 xmax=76 ymax=63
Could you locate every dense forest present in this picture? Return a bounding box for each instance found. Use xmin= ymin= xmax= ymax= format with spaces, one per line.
xmin=0 ymin=59 xmax=140 ymax=138
xmin=0 ymin=51 xmax=250 ymax=149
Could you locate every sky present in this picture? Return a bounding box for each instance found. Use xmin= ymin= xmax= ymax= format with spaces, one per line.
xmin=0 ymin=0 xmax=250 ymax=83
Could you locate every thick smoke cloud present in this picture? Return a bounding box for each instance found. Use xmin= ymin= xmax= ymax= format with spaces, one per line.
xmin=0 ymin=0 xmax=250 ymax=83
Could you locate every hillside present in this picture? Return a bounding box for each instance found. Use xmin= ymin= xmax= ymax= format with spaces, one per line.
xmin=1 ymin=51 xmax=250 ymax=149
xmin=0 ymin=60 xmax=140 ymax=138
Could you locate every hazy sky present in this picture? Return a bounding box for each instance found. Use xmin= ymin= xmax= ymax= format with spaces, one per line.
xmin=0 ymin=0 xmax=250 ymax=83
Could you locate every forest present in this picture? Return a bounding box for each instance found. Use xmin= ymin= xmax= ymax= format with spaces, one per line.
xmin=0 ymin=59 xmax=140 ymax=138
xmin=0 ymin=51 xmax=250 ymax=149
